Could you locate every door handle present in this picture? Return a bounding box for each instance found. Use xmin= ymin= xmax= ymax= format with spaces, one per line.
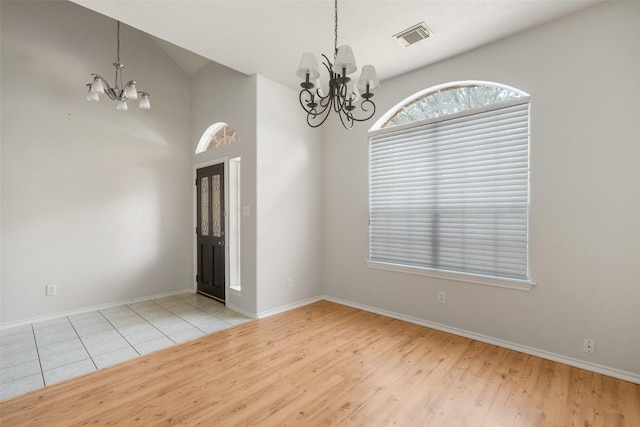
xmin=219 ymin=241 xmax=225 ymax=246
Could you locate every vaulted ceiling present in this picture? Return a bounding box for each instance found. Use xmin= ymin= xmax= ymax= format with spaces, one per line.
xmin=71 ymin=0 xmax=604 ymax=89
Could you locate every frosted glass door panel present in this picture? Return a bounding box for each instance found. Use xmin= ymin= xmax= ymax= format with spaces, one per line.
xmin=201 ymin=177 xmax=209 ymax=236
xmin=212 ymin=175 xmax=222 ymax=237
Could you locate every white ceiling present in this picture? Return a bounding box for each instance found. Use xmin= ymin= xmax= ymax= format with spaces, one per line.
xmin=70 ymin=0 xmax=604 ymax=90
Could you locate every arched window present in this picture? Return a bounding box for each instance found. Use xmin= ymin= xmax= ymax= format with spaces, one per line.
xmin=195 ymin=122 xmax=240 ymax=154
xmin=376 ymin=81 xmax=526 ymax=129
xmin=368 ymin=81 xmax=532 ymax=287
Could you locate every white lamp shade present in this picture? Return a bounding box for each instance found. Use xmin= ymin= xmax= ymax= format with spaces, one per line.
xmin=333 ymin=45 xmax=357 ymax=75
xmin=295 ymin=52 xmax=320 ymax=80
xmin=91 ymin=77 xmax=105 ymax=94
xmin=124 ymin=82 xmax=138 ymax=100
xmin=357 ymin=65 xmax=379 ymax=92
xmin=116 ymin=100 xmax=128 ymax=111
xmin=86 ymin=88 xmax=99 ymax=102
xmin=139 ymin=93 xmax=151 ymax=109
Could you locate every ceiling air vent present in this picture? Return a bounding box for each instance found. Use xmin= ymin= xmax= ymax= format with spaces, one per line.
xmin=394 ymin=22 xmax=432 ymax=47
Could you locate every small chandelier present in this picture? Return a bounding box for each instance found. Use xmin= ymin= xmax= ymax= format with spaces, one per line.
xmin=86 ymin=21 xmax=150 ymax=111
xmin=296 ymin=0 xmax=380 ymax=129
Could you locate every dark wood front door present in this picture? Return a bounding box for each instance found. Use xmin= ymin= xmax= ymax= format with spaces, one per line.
xmin=196 ymin=163 xmax=225 ymax=302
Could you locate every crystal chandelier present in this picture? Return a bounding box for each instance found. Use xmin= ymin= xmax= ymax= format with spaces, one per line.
xmin=86 ymin=21 xmax=150 ymax=111
xmin=296 ymin=0 xmax=379 ymax=129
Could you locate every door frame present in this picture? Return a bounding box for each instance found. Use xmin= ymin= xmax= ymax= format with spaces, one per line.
xmin=193 ymin=157 xmax=229 ymax=301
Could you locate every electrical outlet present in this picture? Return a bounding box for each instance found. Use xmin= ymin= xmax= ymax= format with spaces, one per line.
xmin=583 ymin=338 xmax=595 ymax=354
xmin=287 ymin=277 xmax=293 ymax=288
xmin=45 ymin=284 xmax=57 ymax=296
xmin=438 ymin=291 xmax=446 ymax=304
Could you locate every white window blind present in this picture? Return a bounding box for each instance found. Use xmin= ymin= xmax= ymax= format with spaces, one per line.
xmin=369 ymin=101 xmax=530 ymax=281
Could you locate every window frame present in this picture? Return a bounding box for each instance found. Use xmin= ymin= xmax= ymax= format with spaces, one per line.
xmin=367 ymin=82 xmax=535 ymax=291
xmin=195 ymin=122 xmax=239 ymax=154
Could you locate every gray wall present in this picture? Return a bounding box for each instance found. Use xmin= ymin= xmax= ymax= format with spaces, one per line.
xmin=1 ymin=1 xmax=193 ymax=322
xmin=0 ymin=0 xmax=324 ymax=323
xmin=190 ymin=61 xmax=259 ymax=315
xmin=255 ymin=75 xmax=323 ymax=315
xmin=189 ymin=69 xmax=324 ymax=317
xmin=322 ymin=1 xmax=640 ymax=377
xmin=2 ymin=0 xmax=637 ymax=381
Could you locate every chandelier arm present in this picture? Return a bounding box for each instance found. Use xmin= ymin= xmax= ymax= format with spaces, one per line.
xmin=299 ymin=88 xmax=329 ymax=115
xmin=91 ymin=74 xmax=110 ymax=90
xmin=333 ymin=94 xmax=344 ymax=113
xmin=307 ymin=94 xmax=342 ymax=129
xmin=90 ymin=74 xmax=118 ymax=101
xmin=348 ymin=99 xmax=377 ymax=123
xmin=338 ymin=108 xmax=355 ymax=130
xmin=307 ymin=105 xmax=333 ymax=128
xmin=298 ymin=89 xmax=315 ymax=112
xmin=314 ymin=92 xmax=334 ymax=120
xmin=299 ymin=88 xmax=334 ymax=128
xmin=334 ymin=83 xmax=350 ymax=113
xmin=318 ymin=92 xmax=332 ymax=110
xmin=321 ymin=54 xmax=333 ymax=76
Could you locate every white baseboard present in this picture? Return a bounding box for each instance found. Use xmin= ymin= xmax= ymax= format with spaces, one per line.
xmin=5 ymin=289 xmax=636 ymax=385
xmin=255 ymin=295 xmax=324 ymax=319
xmin=224 ymin=302 xmax=257 ymax=319
xmin=323 ymin=295 xmax=640 ymax=385
xmin=0 ymin=288 xmax=193 ymax=330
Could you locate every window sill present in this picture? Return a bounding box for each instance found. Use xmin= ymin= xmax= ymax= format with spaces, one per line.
xmin=366 ymin=261 xmax=535 ymax=291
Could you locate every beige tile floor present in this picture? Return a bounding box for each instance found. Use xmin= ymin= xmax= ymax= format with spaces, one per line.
xmin=0 ymin=293 xmax=251 ymax=401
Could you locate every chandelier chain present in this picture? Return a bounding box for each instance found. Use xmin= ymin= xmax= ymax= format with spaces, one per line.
xmin=334 ymin=0 xmax=338 ymax=59
xmin=115 ymin=21 xmax=121 ymax=88
xmin=116 ymin=21 xmax=121 ymax=64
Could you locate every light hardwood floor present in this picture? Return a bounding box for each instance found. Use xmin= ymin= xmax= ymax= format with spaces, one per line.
xmin=1 ymin=300 xmax=639 ymax=426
